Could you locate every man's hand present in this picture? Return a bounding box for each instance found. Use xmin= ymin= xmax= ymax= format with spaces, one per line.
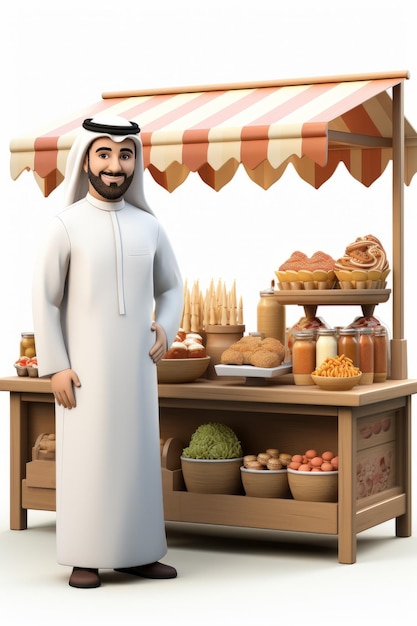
xmin=149 ymin=322 xmax=167 ymax=365
xmin=51 ymin=369 xmax=81 ymax=409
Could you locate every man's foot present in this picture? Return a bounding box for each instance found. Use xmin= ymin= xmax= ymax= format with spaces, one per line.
xmin=69 ymin=567 xmax=101 ymax=588
xmin=114 ymin=561 xmax=177 ymax=579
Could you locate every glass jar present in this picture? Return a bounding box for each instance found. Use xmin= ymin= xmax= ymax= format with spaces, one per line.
xmin=292 ymin=331 xmax=315 ymax=385
xmin=20 ymin=332 xmax=36 ymax=358
xmin=315 ymin=328 xmax=337 ymax=368
xmin=256 ymin=283 xmax=286 ymax=344
xmin=373 ymin=326 xmax=388 ymax=383
xmin=338 ymin=328 xmax=359 ymax=367
xmin=358 ymin=328 xmax=374 ymax=385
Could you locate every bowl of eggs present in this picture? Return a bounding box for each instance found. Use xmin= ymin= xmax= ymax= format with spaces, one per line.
xmin=240 ymin=450 xmax=292 ymax=498
xmin=157 ymin=331 xmax=210 ymax=383
xmin=287 ymin=449 xmax=338 ymax=502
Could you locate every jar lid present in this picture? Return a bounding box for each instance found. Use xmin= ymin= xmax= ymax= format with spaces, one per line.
xmin=21 ymin=332 xmax=34 ymax=337
xmin=317 ymin=328 xmax=335 ymax=335
xmin=294 ymin=330 xmax=314 ymax=339
xmin=339 ymin=328 xmax=357 ymax=335
xmin=359 ymin=327 xmax=373 ymax=334
xmin=373 ymin=326 xmax=387 ymax=336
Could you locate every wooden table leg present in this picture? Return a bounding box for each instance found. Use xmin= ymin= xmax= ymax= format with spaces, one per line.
xmin=337 ymin=407 xmax=356 ymax=564
xmin=10 ymin=393 xmax=28 ymax=530
xmin=396 ymin=395 xmax=412 ymax=537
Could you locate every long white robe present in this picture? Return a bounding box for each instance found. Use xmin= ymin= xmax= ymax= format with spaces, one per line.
xmin=32 ymin=193 xmax=183 ymax=568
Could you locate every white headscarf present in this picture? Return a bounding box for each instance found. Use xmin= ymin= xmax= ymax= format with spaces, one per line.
xmin=63 ymin=114 xmax=154 ymax=215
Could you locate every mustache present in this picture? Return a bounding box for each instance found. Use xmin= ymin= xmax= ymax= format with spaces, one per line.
xmin=100 ymin=171 xmax=126 ymax=178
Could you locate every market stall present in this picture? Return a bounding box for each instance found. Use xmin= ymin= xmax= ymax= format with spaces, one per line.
xmin=4 ymin=71 xmax=417 ymax=562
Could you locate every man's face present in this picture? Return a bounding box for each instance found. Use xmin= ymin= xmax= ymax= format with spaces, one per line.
xmin=84 ymin=137 xmax=136 ymax=201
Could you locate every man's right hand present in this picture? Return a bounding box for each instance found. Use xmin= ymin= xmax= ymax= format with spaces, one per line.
xmin=51 ymin=369 xmax=81 ymax=409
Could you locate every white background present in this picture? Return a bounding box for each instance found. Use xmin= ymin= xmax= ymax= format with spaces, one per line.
xmin=1 ymin=0 xmax=417 ymax=621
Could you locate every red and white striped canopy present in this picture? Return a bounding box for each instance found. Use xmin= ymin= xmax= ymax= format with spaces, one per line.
xmin=9 ymin=71 xmax=417 ymax=195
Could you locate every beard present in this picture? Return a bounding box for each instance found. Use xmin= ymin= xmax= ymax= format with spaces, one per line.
xmin=87 ymin=166 xmax=134 ymax=200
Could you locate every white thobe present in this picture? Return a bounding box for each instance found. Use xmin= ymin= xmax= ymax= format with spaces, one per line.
xmin=32 ymin=193 xmax=183 ymax=568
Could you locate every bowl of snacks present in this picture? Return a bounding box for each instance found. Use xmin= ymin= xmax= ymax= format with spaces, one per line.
xmin=181 ymin=423 xmax=244 ymax=494
xmin=240 ymin=450 xmax=291 ymax=498
xmin=157 ymin=331 xmax=210 ymax=383
xmin=287 ymin=449 xmax=338 ymax=502
xmin=311 ymin=354 xmax=361 ymax=391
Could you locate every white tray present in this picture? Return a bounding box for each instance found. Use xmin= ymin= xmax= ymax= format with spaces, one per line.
xmin=215 ymin=363 xmax=292 ymax=378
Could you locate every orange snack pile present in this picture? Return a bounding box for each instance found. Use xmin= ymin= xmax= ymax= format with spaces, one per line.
xmin=289 ymin=449 xmax=338 ymax=472
xmin=312 ymin=354 xmax=361 ymax=378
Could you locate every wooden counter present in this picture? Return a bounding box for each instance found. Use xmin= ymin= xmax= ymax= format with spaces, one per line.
xmin=1 ymin=374 xmax=416 ymax=564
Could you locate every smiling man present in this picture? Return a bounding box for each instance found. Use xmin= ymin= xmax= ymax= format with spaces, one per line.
xmin=32 ymin=115 xmax=184 ymax=589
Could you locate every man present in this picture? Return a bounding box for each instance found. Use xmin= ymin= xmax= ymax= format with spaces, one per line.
xmin=32 ymin=115 xmax=184 ymax=588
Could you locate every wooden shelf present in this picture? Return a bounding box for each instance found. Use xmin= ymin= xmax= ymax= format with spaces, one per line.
xmin=273 ymin=289 xmax=390 ymax=318
xmin=273 ymin=289 xmax=390 ymax=306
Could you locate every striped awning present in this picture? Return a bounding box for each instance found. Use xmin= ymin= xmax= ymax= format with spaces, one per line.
xmin=9 ymin=71 xmax=417 ymax=195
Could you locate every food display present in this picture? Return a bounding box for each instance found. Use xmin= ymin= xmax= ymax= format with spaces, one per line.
xmin=243 ymin=449 xmax=292 ymax=471
xmin=275 ymin=234 xmax=389 ymax=291
xmin=163 ymin=330 xmax=207 ymax=359
xmin=312 ymin=354 xmax=361 ymax=378
xmin=220 ymin=335 xmax=285 ymax=368
xmin=334 ymin=234 xmax=390 ymax=288
xmin=181 ymin=422 xmax=243 ymax=460
xmin=276 ymin=250 xmax=336 ymax=290
xmin=180 ymin=277 xmax=243 ymax=332
xmin=14 ymin=356 xmax=38 ymax=377
xmin=311 ymin=355 xmax=362 ymax=389
xmin=288 ymin=449 xmax=338 ymax=472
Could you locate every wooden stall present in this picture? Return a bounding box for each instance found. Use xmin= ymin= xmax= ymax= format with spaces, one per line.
xmin=3 ymin=71 xmax=417 ymax=563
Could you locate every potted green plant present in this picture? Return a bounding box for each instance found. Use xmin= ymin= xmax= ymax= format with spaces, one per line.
xmin=181 ymin=422 xmax=244 ymax=494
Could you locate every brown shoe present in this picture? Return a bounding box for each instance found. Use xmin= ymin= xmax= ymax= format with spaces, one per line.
xmin=69 ymin=567 xmax=101 ymax=588
xmin=114 ymin=562 xmax=177 ymax=579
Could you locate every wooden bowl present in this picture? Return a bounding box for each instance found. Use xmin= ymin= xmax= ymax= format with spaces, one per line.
xmin=157 ymin=357 xmax=210 ymax=383
xmin=311 ymin=373 xmax=362 ymax=391
xmin=287 ymin=468 xmax=338 ymax=502
xmin=180 ymin=456 xmax=244 ymax=494
xmin=240 ymin=467 xmax=291 ymax=498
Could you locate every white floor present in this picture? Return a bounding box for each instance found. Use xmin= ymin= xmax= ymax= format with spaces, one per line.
xmin=0 ymin=506 xmax=415 ymax=624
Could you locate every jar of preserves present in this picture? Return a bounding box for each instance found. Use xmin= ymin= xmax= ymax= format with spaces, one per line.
xmin=358 ymin=328 xmax=374 ymax=385
xmin=20 ymin=332 xmax=36 ymax=358
xmin=338 ymin=328 xmax=359 ymax=367
xmin=315 ymin=328 xmax=337 ymax=368
xmin=257 ymin=281 xmax=286 ymax=344
xmin=292 ymin=331 xmax=315 ymax=385
xmin=373 ymin=326 xmax=388 ymax=383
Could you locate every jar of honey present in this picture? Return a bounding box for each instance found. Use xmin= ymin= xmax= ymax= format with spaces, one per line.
xmin=292 ymin=331 xmax=315 ymax=385
xmin=358 ymin=328 xmax=374 ymax=385
xmin=338 ymin=328 xmax=359 ymax=367
xmin=256 ymin=281 xmax=286 ymax=344
xmin=373 ymin=326 xmax=388 ymax=383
